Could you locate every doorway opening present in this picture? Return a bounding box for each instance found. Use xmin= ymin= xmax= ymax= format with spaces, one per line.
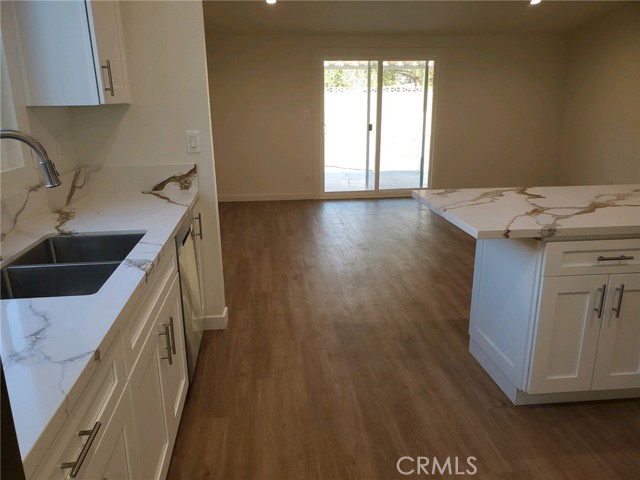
xmin=323 ymin=59 xmax=436 ymax=194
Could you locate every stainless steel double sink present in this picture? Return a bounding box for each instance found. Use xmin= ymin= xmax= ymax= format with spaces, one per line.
xmin=1 ymin=233 xmax=144 ymax=300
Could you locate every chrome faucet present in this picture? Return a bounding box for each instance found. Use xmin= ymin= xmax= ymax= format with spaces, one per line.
xmin=0 ymin=129 xmax=62 ymax=187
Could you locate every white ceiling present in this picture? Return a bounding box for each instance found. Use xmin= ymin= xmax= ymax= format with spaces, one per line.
xmin=203 ymin=0 xmax=625 ymax=35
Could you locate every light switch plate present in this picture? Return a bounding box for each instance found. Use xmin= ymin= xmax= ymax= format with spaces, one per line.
xmin=185 ymin=130 xmax=201 ymax=153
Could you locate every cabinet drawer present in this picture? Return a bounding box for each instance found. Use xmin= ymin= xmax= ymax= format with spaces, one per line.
xmin=543 ymin=239 xmax=640 ymax=277
xmin=122 ymin=247 xmax=178 ymax=376
xmin=29 ymin=334 xmax=126 ymax=480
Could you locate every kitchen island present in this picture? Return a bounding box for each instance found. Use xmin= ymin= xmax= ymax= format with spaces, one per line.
xmin=412 ymin=185 xmax=640 ymax=404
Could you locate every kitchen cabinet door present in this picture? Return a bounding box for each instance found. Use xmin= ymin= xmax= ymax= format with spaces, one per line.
xmin=528 ymin=275 xmax=609 ymax=394
xmin=87 ymin=0 xmax=131 ymax=104
xmin=592 ymin=273 xmax=640 ymax=391
xmin=157 ymin=277 xmax=189 ymax=449
xmin=14 ymin=0 xmax=130 ymax=106
xmin=129 ymin=320 xmax=170 ymax=480
xmin=79 ymin=387 xmax=140 ymax=480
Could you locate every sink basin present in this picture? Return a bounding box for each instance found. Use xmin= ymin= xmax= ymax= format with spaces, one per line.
xmin=1 ymin=232 xmax=145 ymax=300
xmin=7 ymin=233 xmax=144 ymax=266
xmin=1 ymin=263 xmax=120 ymax=299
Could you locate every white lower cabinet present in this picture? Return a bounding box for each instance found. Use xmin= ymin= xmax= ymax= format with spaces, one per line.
xmin=29 ymin=334 xmax=128 ymax=480
xmin=592 ymin=273 xmax=640 ymax=390
xmin=528 ymin=275 xmax=610 ymax=394
xmin=79 ymin=387 xmax=139 ymax=480
xmin=157 ymin=280 xmax=189 ymax=442
xmin=130 ymin=274 xmax=187 ymax=480
xmin=528 ymin=248 xmax=640 ymax=395
xmin=469 ymin=237 xmax=640 ymax=404
xmin=129 ymin=316 xmax=171 ymax=480
xmin=28 ymin=249 xmax=188 ymax=479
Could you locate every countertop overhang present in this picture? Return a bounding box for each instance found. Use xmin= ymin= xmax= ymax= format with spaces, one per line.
xmin=412 ymin=184 xmax=640 ymax=239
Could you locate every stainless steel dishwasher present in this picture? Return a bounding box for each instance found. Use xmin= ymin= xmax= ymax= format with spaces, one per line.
xmin=176 ymin=214 xmax=204 ymax=382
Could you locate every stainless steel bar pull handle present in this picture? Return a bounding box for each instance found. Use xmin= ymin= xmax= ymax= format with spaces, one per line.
xmin=168 ymin=316 xmax=177 ymax=355
xmin=61 ymin=421 xmax=101 ymax=477
xmin=612 ymin=284 xmax=625 ymax=318
xmin=193 ymin=212 xmax=203 ymax=239
xmin=159 ymin=324 xmax=173 ymax=365
xmin=101 ymin=60 xmax=114 ymax=97
xmin=594 ymin=284 xmax=607 ymax=318
xmin=597 ymin=255 xmax=634 ymax=262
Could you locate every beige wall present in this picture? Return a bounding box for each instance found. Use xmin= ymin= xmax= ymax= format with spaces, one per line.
xmin=206 ymin=33 xmax=568 ymax=199
xmin=72 ymin=1 xmax=226 ymax=322
xmin=557 ymin=4 xmax=640 ymax=185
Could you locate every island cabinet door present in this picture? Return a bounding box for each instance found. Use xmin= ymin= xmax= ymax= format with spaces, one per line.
xmin=592 ymin=273 xmax=640 ymax=391
xmin=528 ymin=275 xmax=609 ymax=394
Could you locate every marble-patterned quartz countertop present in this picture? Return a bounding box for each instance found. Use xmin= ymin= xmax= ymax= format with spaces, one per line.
xmin=412 ymin=184 xmax=640 ymax=239
xmin=0 ymin=185 xmax=198 ymax=464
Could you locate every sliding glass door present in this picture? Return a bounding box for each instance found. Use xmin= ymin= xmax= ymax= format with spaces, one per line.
xmin=323 ymin=60 xmax=377 ymax=192
xmin=323 ymin=58 xmax=435 ymax=194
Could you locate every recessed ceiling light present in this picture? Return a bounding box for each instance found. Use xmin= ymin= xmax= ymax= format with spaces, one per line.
xmin=266 ymin=0 xmax=276 ymax=4
xmin=530 ymin=0 xmax=541 ymax=5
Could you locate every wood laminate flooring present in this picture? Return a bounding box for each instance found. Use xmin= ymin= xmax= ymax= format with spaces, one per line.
xmin=168 ymin=199 xmax=640 ymax=480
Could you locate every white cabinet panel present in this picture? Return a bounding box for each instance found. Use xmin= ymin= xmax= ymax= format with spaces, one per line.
xmin=592 ymin=273 xmax=640 ymax=390
xmin=29 ymin=335 xmax=126 ymax=480
xmin=80 ymin=387 xmax=140 ymax=480
xmin=87 ymin=0 xmax=131 ymax=104
xmin=13 ymin=1 xmax=99 ymax=106
xmin=543 ymin=239 xmax=640 ymax=277
xmin=528 ymin=275 xmax=608 ymax=394
xmin=130 ymin=274 xmax=187 ymax=480
xmin=129 ymin=325 xmax=170 ymax=480
xmin=157 ymin=278 xmax=188 ymax=462
xmin=13 ymin=0 xmax=130 ymax=106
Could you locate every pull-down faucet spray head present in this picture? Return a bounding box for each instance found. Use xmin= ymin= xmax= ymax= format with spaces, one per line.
xmin=0 ymin=129 xmax=62 ymax=188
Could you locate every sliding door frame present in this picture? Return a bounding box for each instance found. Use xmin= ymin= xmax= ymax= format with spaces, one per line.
xmin=313 ymin=48 xmax=444 ymax=200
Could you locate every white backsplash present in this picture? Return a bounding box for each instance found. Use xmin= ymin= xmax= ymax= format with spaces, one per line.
xmin=0 ymin=164 xmax=197 ymax=251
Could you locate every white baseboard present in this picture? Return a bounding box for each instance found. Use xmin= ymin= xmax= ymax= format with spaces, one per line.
xmin=203 ymin=307 xmax=229 ymax=330
xmin=218 ymin=191 xmax=415 ymax=202
xmin=470 ymin=339 xmax=640 ymax=405
xmin=469 ymin=338 xmax=519 ymax=403
xmin=515 ymin=387 xmax=640 ymax=405
xmin=218 ymin=193 xmax=314 ymax=202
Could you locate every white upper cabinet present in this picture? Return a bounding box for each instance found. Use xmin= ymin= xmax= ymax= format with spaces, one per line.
xmin=14 ymin=0 xmax=130 ymax=106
